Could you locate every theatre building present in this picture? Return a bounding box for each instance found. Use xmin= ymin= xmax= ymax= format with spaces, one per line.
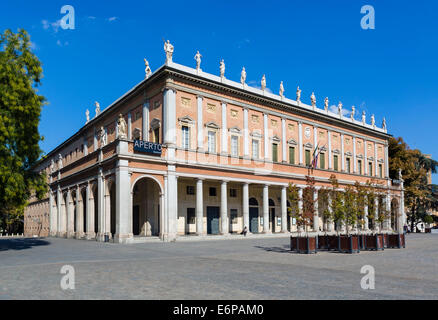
xmin=24 ymin=46 xmax=405 ymax=242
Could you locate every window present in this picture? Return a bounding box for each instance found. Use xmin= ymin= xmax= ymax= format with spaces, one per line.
xmin=230 ymin=209 xmax=238 ymax=224
xmin=229 ymin=188 xmax=237 ymax=198
xmin=186 ymin=186 xmax=195 ymax=195
xmin=369 ymin=162 xmax=373 ymax=176
xmin=379 ymin=164 xmax=383 ymax=178
xmin=187 ymin=208 xmax=195 ymax=224
xmin=182 ymin=126 xmax=190 ymax=149
xmin=334 ymin=155 xmax=339 ymax=171
xmin=346 ymin=158 xmax=351 ymax=173
xmin=208 ymin=131 xmax=216 ymax=153
xmin=320 ymin=153 xmax=325 ymax=169
xmin=252 ymin=139 xmax=259 ymax=159
xmin=154 ymin=128 xmax=160 ymax=143
xmin=209 ymin=187 xmax=217 ymax=197
xmin=289 ymin=146 xmax=295 ymax=164
xmin=231 ymin=135 xmax=238 ymax=157
xmin=272 ymin=143 xmax=278 ymax=162
xmin=135 ymin=112 xmax=141 ymax=121
xmin=305 ymin=150 xmax=311 ymax=166
xmin=358 ymin=160 xmax=362 ymax=175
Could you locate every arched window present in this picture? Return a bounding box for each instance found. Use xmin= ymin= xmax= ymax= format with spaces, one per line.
xmin=249 ymin=198 xmax=258 ymax=206
xmin=269 ymin=199 xmax=275 ymax=207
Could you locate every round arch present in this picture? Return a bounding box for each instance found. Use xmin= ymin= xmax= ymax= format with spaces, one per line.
xmin=131 ymin=174 xmax=164 ymax=195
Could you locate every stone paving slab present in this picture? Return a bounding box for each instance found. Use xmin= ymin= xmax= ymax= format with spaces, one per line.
xmin=0 ymin=234 xmax=436 ymax=299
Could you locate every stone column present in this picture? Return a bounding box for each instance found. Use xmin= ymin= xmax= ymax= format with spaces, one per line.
xmin=114 ymin=150 xmax=133 ymax=243
xmin=328 ymin=131 xmax=332 ymax=170
xmin=263 ymin=185 xmax=270 ymax=233
xmin=385 ymin=193 xmax=391 ymax=231
xmin=83 ymin=136 xmax=88 ymax=156
xmin=399 ymin=179 xmax=405 ymax=233
xmin=384 ymin=143 xmax=389 ymax=178
xmin=196 ymin=179 xmax=204 ymax=235
xmin=353 ymin=136 xmax=357 ymax=173
xmin=166 ymin=170 xmax=178 ymax=241
xmin=66 ymin=189 xmax=74 ymax=238
xmin=197 ymin=95 xmax=204 ymax=151
xmin=298 ymin=121 xmax=303 ymax=165
xmin=75 ymin=185 xmax=84 ymax=238
xmin=163 ymin=88 xmax=176 ymax=147
xmin=142 ymin=100 xmax=149 ymax=141
xmin=57 ymin=186 xmax=65 ymax=237
xmin=49 ymin=191 xmax=57 ymax=236
xmin=298 ymin=187 xmax=303 ymax=231
xmin=86 ymin=182 xmax=95 ymax=239
xmin=313 ymin=189 xmax=319 ymax=232
xmin=313 ymin=127 xmax=318 ymax=154
xmin=104 ymin=182 xmax=111 ymax=238
xmin=281 ymin=186 xmax=287 ymax=232
xmin=97 ymin=168 xmax=104 ymax=241
xmin=162 ymin=175 xmax=169 ymax=241
xmin=243 ymin=108 xmax=249 ymax=158
xmin=341 ymin=133 xmax=345 ymax=172
xmin=93 ymin=127 xmax=98 ymax=152
xmin=220 ymin=181 xmax=228 ymax=234
xmin=263 ymin=113 xmax=269 ymax=161
xmin=221 ymin=101 xmax=228 ymax=155
xmin=242 ymin=183 xmax=249 ymax=232
xmin=364 ymin=196 xmax=369 ymax=231
xmin=374 ymin=196 xmax=379 ymax=231
xmin=364 ymin=140 xmax=368 ymax=175
xmin=281 ymin=118 xmax=286 ymax=163
xmin=374 ymin=144 xmax=378 ymax=177
xmin=127 ymin=112 xmax=132 ymax=140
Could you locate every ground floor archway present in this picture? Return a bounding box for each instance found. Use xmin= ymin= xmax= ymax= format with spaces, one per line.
xmin=132 ymin=177 xmax=161 ymax=237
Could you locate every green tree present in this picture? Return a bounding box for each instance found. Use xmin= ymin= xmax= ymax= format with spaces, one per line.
xmin=0 ymin=29 xmax=47 ymax=233
xmin=328 ymin=174 xmax=345 ymax=234
xmin=389 ymin=137 xmax=438 ymax=231
xmin=288 ymin=183 xmax=301 ymax=233
xmin=343 ymin=184 xmax=358 ymax=234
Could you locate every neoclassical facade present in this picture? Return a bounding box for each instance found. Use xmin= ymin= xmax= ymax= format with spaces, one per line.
xmin=24 ymin=46 xmax=405 ymax=242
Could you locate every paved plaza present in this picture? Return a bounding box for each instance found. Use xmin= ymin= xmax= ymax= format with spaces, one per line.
xmin=0 ymin=234 xmax=436 ymax=299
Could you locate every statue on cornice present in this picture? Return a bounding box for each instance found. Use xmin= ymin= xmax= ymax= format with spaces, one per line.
xmin=240 ymin=67 xmax=246 ymax=85
xmin=351 ymin=106 xmax=355 ymax=120
xmin=164 ymin=40 xmax=174 ymax=63
xmin=324 ymin=97 xmax=329 ymax=111
xmin=371 ymin=114 xmax=375 ymax=127
xmin=99 ymin=126 xmax=107 ymax=147
xmin=279 ymin=81 xmax=284 ymax=97
xmin=194 ymin=51 xmax=202 ymax=71
xmin=117 ymin=114 xmax=127 ymax=139
xmin=50 ymin=159 xmax=55 ymax=173
xmin=362 ymin=111 xmax=366 ymax=125
xmin=382 ymin=117 xmax=387 ymax=130
xmin=95 ymin=101 xmax=101 ymax=118
xmin=144 ymin=58 xmax=152 ymax=78
xmin=220 ymin=59 xmax=225 ymax=78
xmin=397 ymin=168 xmax=402 ymax=180
xmin=85 ymin=109 xmax=90 ymax=123
xmin=338 ymin=102 xmax=343 ymax=116
xmin=296 ymin=86 xmax=301 ymax=102
xmin=310 ymin=92 xmax=316 ymax=107
xmin=57 ymin=154 xmax=63 ymax=169
xmin=261 ymin=74 xmax=266 ymax=91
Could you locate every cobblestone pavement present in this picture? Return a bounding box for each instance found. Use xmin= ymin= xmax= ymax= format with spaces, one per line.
xmin=0 ymin=234 xmax=436 ymax=299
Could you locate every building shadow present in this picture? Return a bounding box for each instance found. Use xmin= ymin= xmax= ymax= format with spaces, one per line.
xmin=254 ymin=245 xmax=293 ymax=254
xmin=0 ymin=238 xmax=50 ymax=251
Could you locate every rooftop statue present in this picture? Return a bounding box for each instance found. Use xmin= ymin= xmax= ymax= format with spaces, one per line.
xmin=164 ymin=40 xmax=174 ymax=63
xmin=310 ymin=92 xmax=316 ymax=107
xmin=338 ymin=102 xmax=343 ymax=116
xmin=296 ymin=86 xmax=301 ymax=102
xmin=144 ymin=58 xmax=152 ymax=78
xmin=382 ymin=117 xmax=387 ymax=130
xmin=85 ymin=109 xmax=90 ymax=123
xmin=220 ymin=59 xmax=225 ymax=78
xmin=371 ymin=114 xmax=375 ymax=127
xmin=324 ymin=97 xmax=329 ymax=111
xmin=279 ymin=81 xmax=284 ymax=97
xmin=351 ymin=106 xmax=355 ymax=120
xmin=194 ymin=51 xmax=202 ymax=70
xmin=261 ymin=74 xmax=266 ymax=91
xmin=240 ymin=67 xmax=246 ymax=85
xmin=362 ymin=111 xmax=366 ymax=125
xmin=95 ymin=101 xmax=101 ymax=118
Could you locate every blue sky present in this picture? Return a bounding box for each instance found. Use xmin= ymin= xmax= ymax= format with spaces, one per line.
xmin=2 ymin=0 xmax=437 ymax=183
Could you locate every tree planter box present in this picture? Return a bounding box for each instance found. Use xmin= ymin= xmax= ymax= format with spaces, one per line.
xmin=327 ymin=235 xmax=339 ymax=251
xmin=365 ymin=234 xmax=384 ymax=251
xmin=318 ymin=235 xmax=330 ymax=250
xmin=338 ymin=235 xmax=360 ymax=254
xmin=387 ymin=233 xmax=406 ymax=249
xmin=290 ymin=236 xmax=297 ymax=251
xmin=383 ymin=234 xmax=389 ymax=248
xmin=296 ymin=236 xmax=317 ymax=254
xmin=358 ymin=234 xmax=367 ymax=250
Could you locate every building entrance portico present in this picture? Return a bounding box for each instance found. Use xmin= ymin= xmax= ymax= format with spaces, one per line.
xmin=132 ymin=177 xmax=161 ymax=237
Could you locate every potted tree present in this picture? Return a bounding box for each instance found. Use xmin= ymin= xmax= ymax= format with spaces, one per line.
xmin=338 ymin=185 xmax=360 ymax=253
xmin=288 ymin=183 xmax=300 ymax=251
xmin=376 ymin=195 xmax=390 ymax=248
xmin=318 ymin=188 xmax=331 ymax=250
xmin=355 ymin=182 xmax=368 ymax=250
xmin=327 ymin=175 xmax=344 ymax=251
xmin=364 ymin=180 xmax=384 ymax=251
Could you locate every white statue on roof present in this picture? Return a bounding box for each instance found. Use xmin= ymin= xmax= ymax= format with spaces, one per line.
xmin=371 ymin=114 xmax=375 ymax=127
xmin=279 ymin=81 xmax=284 ymax=97
xmin=351 ymin=106 xmax=355 ymax=120
xmin=194 ymin=51 xmax=202 ymax=71
xmin=95 ymin=102 xmax=101 ymax=118
xmin=144 ymin=58 xmax=152 ymax=78
xmin=164 ymin=40 xmax=174 ymax=63
xmin=324 ymin=97 xmax=329 ymax=111
xmin=382 ymin=117 xmax=387 ymax=130
xmin=85 ymin=109 xmax=90 ymax=123
xmin=338 ymin=102 xmax=343 ymax=117
xmin=240 ymin=67 xmax=246 ymax=85
xmin=220 ymin=59 xmax=225 ymax=78
xmin=362 ymin=111 xmax=366 ymax=125
xmin=261 ymin=74 xmax=266 ymax=91
xmin=310 ymin=92 xmax=316 ymax=107
xmin=296 ymin=86 xmax=301 ymax=102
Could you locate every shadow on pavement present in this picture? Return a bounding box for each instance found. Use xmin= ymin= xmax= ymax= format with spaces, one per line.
xmin=0 ymin=238 xmax=50 ymax=251
xmin=254 ymin=245 xmax=292 ymax=253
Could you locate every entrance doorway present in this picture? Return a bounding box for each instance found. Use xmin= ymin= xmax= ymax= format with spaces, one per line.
xmin=207 ymin=206 xmax=220 ymax=235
